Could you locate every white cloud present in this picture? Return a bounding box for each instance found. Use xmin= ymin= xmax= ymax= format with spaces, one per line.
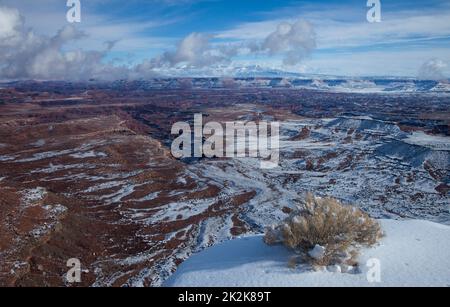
xmin=0 ymin=6 xmax=22 ymax=40
xmin=153 ymin=19 xmax=316 ymax=69
xmin=261 ymin=20 xmax=316 ymax=65
xmin=0 ymin=6 xmax=130 ymax=80
xmin=1 ymin=1 xmax=450 ymax=79
xmin=0 ymin=0 xmax=180 ymax=54
xmin=418 ymin=58 xmax=448 ymax=80
xmin=159 ymin=32 xmax=229 ymax=67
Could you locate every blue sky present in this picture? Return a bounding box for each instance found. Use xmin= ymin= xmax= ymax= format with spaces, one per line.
xmin=1 ymin=0 xmax=450 ymax=78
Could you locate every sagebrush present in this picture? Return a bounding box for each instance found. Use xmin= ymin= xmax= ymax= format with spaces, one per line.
xmin=264 ymin=193 xmax=382 ymax=268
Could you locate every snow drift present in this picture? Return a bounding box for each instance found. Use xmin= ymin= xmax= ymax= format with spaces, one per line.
xmin=165 ymin=219 xmax=450 ymax=287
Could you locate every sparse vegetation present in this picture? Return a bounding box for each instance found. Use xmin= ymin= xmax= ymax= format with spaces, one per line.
xmin=264 ymin=193 xmax=382 ymax=269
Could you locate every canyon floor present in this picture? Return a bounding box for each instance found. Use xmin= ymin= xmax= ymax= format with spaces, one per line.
xmin=0 ymin=80 xmax=449 ymax=286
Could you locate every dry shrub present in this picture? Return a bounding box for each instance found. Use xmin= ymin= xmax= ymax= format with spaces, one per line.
xmin=264 ymin=193 xmax=382 ymax=267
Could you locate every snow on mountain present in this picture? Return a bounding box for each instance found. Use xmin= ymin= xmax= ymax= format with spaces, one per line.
xmin=325 ymin=116 xmax=405 ymax=137
xmin=165 ymin=219 xmax=450 ymax=287
xmin=295 ymin=79 xmax=450 ymax=93
xmin=232 ymin=77 xmax=450 ymax=93
xmin=179 ymin=115 xmax=450 ymax=241
xmin=405 ymin=131 xmax=450 ymax=151
xmin=374 ymin=140 xmax=435 ymax=168
xmin=430 ymin=81 xmax=450 ymax=92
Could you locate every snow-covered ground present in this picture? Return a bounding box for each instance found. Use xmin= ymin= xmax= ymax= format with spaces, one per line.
xmin=404 ymin=131 xmax=450 ymax=151
xmin=165 ymin=219 xmax=450 ymax=287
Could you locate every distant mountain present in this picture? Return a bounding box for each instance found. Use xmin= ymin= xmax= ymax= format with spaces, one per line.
xmin=2 ymin=76 xmax=450 ymax=93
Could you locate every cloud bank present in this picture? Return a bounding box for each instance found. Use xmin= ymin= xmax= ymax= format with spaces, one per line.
xmin=261 ymin=20 xmax=316 ymax=66
xmin=2 ymin=3 xmax=448 ymax=80
xmin=418 ymin=58 xmax=448 ymax=80
xmin=0 ymin=5 xmax=319 ymax=81
xmin=156 ymin=19 xmax=317 ymax=68
xmin=0 ymin=6 xmax=131 ymax=81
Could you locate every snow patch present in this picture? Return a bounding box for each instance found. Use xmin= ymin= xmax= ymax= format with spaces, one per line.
xmin=165 ymin=219 xmax=450 ymax=287
xmin=30 ymin=139 xmax=46 ymax=147
xmin=0 ymin=154 xmax=17 ymax=162
xmin=21 ymin=187 xmax=47 ymax=206
xmin=308 ymin=245 xmax=326 ymax=260
xmin=70 ymin=150 xmax=107 ymax=159
xmin=404 ymin=131 xmax=450 ymax=151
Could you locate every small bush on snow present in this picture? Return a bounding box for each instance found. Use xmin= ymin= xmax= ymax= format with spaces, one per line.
xmin=264 ymin=193 xmax=382 ymax=269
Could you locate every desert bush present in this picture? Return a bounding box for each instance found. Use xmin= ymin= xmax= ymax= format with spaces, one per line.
xmin=264 ymin=193 xmax=382 ymax=268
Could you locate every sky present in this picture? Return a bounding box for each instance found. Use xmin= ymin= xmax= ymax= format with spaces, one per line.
xmin=0 ymin=0 xmax=449 ymax=80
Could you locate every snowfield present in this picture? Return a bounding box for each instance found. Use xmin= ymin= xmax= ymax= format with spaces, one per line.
xmin=165 ymin=219 xmax=450 ymax=287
